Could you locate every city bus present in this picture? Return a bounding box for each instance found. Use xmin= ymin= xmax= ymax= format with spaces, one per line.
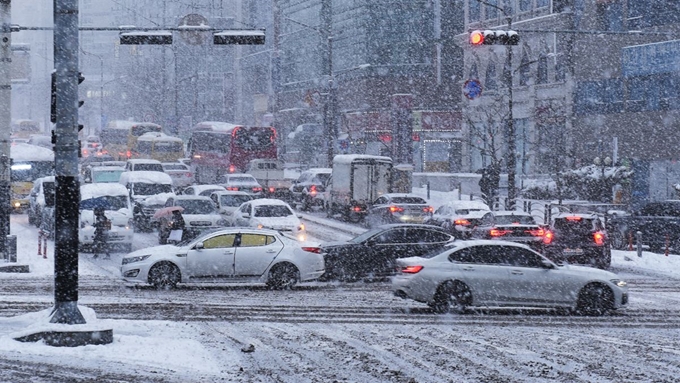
xmin=188 ymin=122 xmax=277 ymax=184
xmin=10 ymin=143 xmax=54 ymax=212
xmin=133 ymin=132 xmax=185 ymax=162
xmin=100 ymin=120 xmax=163 ymax=160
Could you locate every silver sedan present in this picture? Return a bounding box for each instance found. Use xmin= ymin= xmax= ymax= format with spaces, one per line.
xmin=392 ymin=240 xmax=628 ymax=315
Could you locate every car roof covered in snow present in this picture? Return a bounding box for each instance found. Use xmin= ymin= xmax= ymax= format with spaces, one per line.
xmin=248 ymin=198 xmax=293 ymax=208
xmin=11 ymin=143 xmax=54 ymax=162
xmin=189 ymin=185 xmax=226 ymax=193
xmin=440 ymin=200 xmax=491 ymax=211
xmin=172 ymin=195 xmax=212 ymax=202
xmin=127 ymin=158 xmax=162 ymax=165
xmin=119 ymin=171 xmax=172 ymax=185
xmin=81 ymin=183 xmax=129 ymax=200
xmin=333 ymin=154 xmax=392 ymax=165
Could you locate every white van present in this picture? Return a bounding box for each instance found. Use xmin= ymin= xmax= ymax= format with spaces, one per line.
xmin=79 ymin=183 xmax=134 ymax=253
xmin=119 ymin=171 xmax=175 ymax=231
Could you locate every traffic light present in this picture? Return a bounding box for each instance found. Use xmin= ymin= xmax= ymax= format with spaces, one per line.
xmin=120 ymin=31 xmax=173 ymax=45
xmin=78 ymin=72 xmax=85 ymax=109
xmin=469 ymin=30 xmax=519 ymax=46
xmin=213 ymin=30 xmax=265 ymax=45
xmin=78 ymin=125 xmax=84 ymax=158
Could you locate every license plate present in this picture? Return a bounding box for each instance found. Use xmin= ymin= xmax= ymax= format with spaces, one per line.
xmin=563 ymin=248 xmax=584 ymax=255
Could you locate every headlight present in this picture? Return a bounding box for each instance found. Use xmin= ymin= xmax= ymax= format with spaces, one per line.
xmin=610 ymin=279 xmax=627 ymax=288
xmin=122 ymin=254 xmax=151 ymax=265
xmin=298 ymin=223 xmax=305 ymax=232
xmin=126 ymin=219 xmax=134 ymax=230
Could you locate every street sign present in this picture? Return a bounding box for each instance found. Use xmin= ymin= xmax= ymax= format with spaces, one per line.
xmin=463 ymin=79 xmax=483 ymax=100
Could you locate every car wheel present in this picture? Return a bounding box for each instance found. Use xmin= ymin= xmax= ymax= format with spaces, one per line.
xmin=148 ymin=261 xmax=181 ymax=289
xmin=266 ymin=262 xmax=299 ymax=290
xmin=430 ymin=281 xmax=471 ymax=314
xmin=575 ymin=283 xmax=614 ymax=316
xmin=611 ymin=229 xmax=628 ymax=250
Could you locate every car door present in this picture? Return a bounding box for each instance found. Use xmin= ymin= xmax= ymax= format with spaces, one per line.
xmin=406 ymin=228 xmax=453 ymax=256
xmin=448 ymin=245 xmax=513 ymax=305
xmin=504 ymin=246 xmax=571 ymax=306
xmin=185 ymin=233 xmax=237 ymax=280
xmin=233 ymin=233 xmax=284 ymax=277
xmin=365 ymin=228 xmax=411 ymax=276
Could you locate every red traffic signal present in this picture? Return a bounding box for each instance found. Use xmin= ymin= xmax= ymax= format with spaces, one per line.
xmin=470 ymin=30 xmax=519 ymax=46
xmin=470 ymin=30 xmax=484 ymax=45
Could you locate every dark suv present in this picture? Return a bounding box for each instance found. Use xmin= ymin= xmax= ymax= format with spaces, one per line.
xmin=543 ymin=213 xmax=611 ymax=269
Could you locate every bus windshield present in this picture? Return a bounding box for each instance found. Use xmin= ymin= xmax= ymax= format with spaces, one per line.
xmin=233 ymin=127 xmax=275 ymax=151
xmin=131 ymin=125 xmax=162 ymax=137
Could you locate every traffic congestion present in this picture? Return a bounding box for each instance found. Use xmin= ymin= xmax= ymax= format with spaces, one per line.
xmin=9 ymin=119 xmax=629 ymax=318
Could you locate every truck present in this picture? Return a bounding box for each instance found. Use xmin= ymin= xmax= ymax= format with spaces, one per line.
xmin=606 ymin=200 xmax=680 ymax=253
xmin=326 ymin=155 xmax=393 ymax=222
xmin=245 ymin=159 xmax=293 ymax=200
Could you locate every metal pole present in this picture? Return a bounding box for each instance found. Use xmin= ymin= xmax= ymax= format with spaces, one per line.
xmin=51 ymin=0 xmax=85 ymax=324
xmin=321 ymin=0 xmax=334 ymax=167
xmin=99 ymin=56 xmax=103 ymax=135
xmin=505 ymin=16 xmax=516 ymax=211
xmin=0 ymin=0 xmax=11 ymax=262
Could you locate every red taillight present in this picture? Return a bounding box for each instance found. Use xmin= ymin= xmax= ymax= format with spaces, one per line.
xmin=565 ymin=216 xmax=582 ymax=221
xmin=423 ymin=206 xmax=434 ymax=213
xmin=490 ymin=229 xmax=510 ymax=237
xmin=593 ymin=231 xmax=605 ymax=246
xmin=389 ymin=206 xmax=404 ymax=213
xmin=352 ymin=206 xmax=363 ymax=212
xmin=253 ymin=187 xmax=262 ymax=192
xmin=454 ymin=219 xmax=470 ymax=226
xmin=401 ymin=265 xmax=424 ymax=274
xmin=126 ymin=150 xmax=131 ymax=158
xmin=228 ymin=164 xmax=236 ymax=173
xmin=310 ymin=185 xmax=317 ymax=196
xmin=528 ymin=228 xmax=545 ymax=237
xmin=185 ymin=172 xmax=193 ymax=178
xmin=227 ymin=186 xmax=239 ymax=191
xmin=269 ymin=187 xmax=275 ymax=193
xmin=543 ymin=230 xmax=554 ymax=245
xmin=301 ymin=247 xmax=322 ymax=254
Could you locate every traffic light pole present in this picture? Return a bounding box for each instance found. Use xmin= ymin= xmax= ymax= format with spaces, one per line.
xmin=505 ymin=17 xmax=516 ymax=211
xmin=51 ymin=0 xmax=84 ymax=324
xmin=0 ymin=0 xmax=11 ymax=263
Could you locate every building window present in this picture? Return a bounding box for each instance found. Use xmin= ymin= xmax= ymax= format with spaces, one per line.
xmin=486 ymin=0 xmax=499 ymax=19
xmin=485 ymin=60 xmax=498 ymax=90
xmin=536 ymin=53 xmax=548 ymax=84
xmin=519 ymin=51 xmax=531 ymax=86
xmin=597 ymin=1 xmax=623 ymax=31
xmin=554 ymin=54 xmax=566 ymax=82
xmin=469 ymin=0 xmax=481 ymax=22
xmin=519 ymin=0 xmax=531 ymax=12
xmin=536 ymin=0 xmax=549 ymax=8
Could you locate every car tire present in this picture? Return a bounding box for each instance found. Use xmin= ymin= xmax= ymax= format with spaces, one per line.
xmin=575 ymin=283 xmax=614 ymax=316
xmin=266 ymin=262 xmax=299 ymax=290
xmin=148 ymin=261 xmax=181 ymax=289
xmin=430 ymin=281 xmax=471 ymax=314
xmin=611 ymin=229 xmax=628 ymax=250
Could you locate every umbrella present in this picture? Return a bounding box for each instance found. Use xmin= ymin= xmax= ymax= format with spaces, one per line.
xmin=153 ymin=205 xmax=184 ymax=220
xmin=80 ymin=196 xmax=113 ymax=211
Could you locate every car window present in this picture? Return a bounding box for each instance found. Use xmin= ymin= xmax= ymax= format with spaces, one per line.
xmin=203 ymin=234 xmax=236 ymax=249
xmin=373 ymin=228 xmax=409 ymax=244
xmin=374 ymin=196 xmax=388 ymax=205
xmin=480 ymin=213 xmax=494 ymax=225
xmin=434 ymin=206 xmax=447 ymax=215
xmin=410 ymin=228 xmax=451 ymax=243
xmin=505 ymin=247 xmax=544 ymax=268
xmin=391 ymin=197 xmax=427 ymax=204
xmin=450 ymin=246 xmax=508 ymax=264
xmin=221 ymin=195 xmax=252 ymax=207
xmin=239 ymin=204 xmax=250 ymax=213
xmin=254 ymin=205 xmax=293 ymax=217
xmin=239 ymin=234 xmax=276 ymax=247
xmin=183 ymin=187 xmax=193 ymax=195
xmin=199 ymin=188 xmax=222 ymax=196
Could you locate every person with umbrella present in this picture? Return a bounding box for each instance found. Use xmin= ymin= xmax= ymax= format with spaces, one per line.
xmin=93 ymin=206 xmax=112 ymax=259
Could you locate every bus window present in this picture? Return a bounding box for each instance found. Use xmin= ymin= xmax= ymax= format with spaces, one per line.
xmin=233 ymin=127 xmax=275 ymax=150
xmin=136 ymin=141 xmax=153 ymax=155
xmin=131 ymin=124 xmax=162 ymax=137
xmin=192 ymin=132 xmax=231 ymax=152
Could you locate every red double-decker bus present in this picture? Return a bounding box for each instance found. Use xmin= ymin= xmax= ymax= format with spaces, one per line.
xmin=188 ymin=122 xmax=277 ymax=184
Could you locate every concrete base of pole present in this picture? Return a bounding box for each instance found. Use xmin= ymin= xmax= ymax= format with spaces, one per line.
xmin=0 ymin=263 xmax=30 ymax=273
xmin=14 ymin=303 xmax=113 ymax=347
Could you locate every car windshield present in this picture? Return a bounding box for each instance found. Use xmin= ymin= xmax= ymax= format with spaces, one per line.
xmin=80 ymin=195 xmax=128 ymax=211
xmin=163 ymin=164 xmax=187 ymax=171
xmin=220 ymin=195 xmax=252 ymax=207
xmin=454 ymin=209 xmax=485 ymax=215
xmin=254 ymin=205 xmax=293 ymax=217
xmin=495 ymin=215 xmax=536 ymax=225
xmin=229 ymin=176 xmax=256 ymax=183
xmin=312 ymin=173 xmax=331 ymax=184
xmin=134 ymin=164 xmax=164 ymax=172
xmin=553 ymin=218 xmax=595 ymax=235
xmin=176 ymin=200 xmax=216 ymax=214
xmin=349 ymin=228 xmax=385 ymax=244
xmin=92 ymin=170 xmax=124 ymax=183
xmin=133 ymin=183 xmax=173 ymax=196
xmin=390 ymin=197 xmax=427 ymax=204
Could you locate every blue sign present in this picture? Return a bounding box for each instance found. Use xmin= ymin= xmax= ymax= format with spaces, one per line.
xmin=463 ymin=79 xmax=483 ymax=100
xmin=622 ymin=40 xmax=680 ymax=78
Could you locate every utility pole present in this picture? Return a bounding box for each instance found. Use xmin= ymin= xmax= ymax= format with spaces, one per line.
xmin=505 ymin=16 xmax=516 ymax=211
xmin=0 ymin=0 xmax=11 ymax=262
xmin=51 ymin=0 xmax=85 ymax=324
xmin=321 ymin=0 xmax=336 ymax=167
xmin=272 ymin=0 xmax=282 ymax=154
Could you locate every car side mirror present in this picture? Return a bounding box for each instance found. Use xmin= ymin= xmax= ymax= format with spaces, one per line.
xmin=541 ymin=259 xmax=555 ymax=269
xmin=297 ymin=214 xmax=302 ymax=218
xmin=242 ymin=213 xmax=250 ymax=219
xmin=195 ymin=242 xmax=204 ymax=250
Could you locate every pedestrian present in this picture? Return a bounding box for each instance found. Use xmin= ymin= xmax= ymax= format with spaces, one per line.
xmin=93 ymin=207 xmax=111 ymax=259
xmin=168 ymin=209 xmax=186 ymax=243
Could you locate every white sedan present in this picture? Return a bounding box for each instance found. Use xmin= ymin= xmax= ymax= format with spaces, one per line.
xmin=121 ymin=228 xmax=325 ymax=289
xmin=232 ymin=198 xmax=306 ymax=241
xmin=392 ymin=240 xmax=628 ymax=316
